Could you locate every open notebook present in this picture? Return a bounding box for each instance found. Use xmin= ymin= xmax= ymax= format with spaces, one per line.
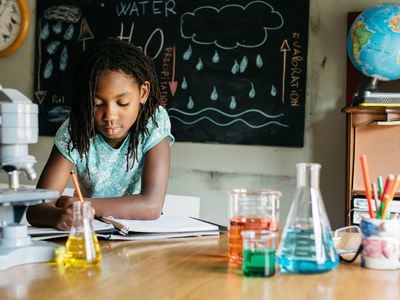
xmin=28 ymin=215 xmax=221 ymax=241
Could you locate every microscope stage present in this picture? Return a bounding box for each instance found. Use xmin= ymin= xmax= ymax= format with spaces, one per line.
xmin=0 ymin=188 xmax=60 ymax=206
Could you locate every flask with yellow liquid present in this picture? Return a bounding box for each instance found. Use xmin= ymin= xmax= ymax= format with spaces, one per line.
xmin=64 ymin=201 xmax=102 ymax=266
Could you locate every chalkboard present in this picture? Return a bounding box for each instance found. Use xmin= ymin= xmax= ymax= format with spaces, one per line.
xmin=34 ymin=0 xmax=309 ymax=147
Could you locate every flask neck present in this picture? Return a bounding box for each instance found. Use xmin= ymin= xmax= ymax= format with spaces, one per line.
xmin=296 ymin=163 xmax=320 ymax=189
xmin=71 ymin=201 xmax=91 ymax=229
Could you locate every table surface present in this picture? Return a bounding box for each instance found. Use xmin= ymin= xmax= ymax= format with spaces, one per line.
xmin=0 ymin=233 xmax=399 ymax=300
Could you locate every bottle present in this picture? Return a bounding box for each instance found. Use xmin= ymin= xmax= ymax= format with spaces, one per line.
xmin=277 ymin=163 xmax=339 ymax=273
xmin=64 ymin=202 xmax=102 ymax=266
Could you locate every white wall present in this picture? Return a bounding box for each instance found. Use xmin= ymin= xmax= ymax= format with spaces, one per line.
xmin=0 ymin=0 xmax=390 ymax=229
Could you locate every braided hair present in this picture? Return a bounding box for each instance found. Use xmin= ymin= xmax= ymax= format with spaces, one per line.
xmin=68 ymin=38 xmax=162 ymax=173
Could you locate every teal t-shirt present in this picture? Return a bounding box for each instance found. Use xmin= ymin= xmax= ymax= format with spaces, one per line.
xmin=55 ymin=106 xmax=174 ymax=198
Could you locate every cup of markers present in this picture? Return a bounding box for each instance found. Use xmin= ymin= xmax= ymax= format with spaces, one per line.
xmin=360 ymin=154 xmax=400 ymax=220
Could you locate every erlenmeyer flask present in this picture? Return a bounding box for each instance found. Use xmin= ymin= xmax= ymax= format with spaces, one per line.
xmin=277 ymin=163 xmax=339 ymax=273
xmin=64 ymin=202 xmax=102 ymax=266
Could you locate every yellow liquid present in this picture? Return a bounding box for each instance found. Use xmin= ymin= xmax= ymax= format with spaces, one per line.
xmin=64 ymin=235 xmax=102 ymax=267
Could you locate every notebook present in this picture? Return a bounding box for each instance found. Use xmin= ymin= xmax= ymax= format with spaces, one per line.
xmin=28 ymin=215 xmax=221 ymax=240
xmin=97 ymin=215 xmax=219 ymax=235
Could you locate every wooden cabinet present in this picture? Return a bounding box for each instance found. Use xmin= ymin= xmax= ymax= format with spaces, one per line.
xmin=342 ymin=106 xmax=400 ymax=225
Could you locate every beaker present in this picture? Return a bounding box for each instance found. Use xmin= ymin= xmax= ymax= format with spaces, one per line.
xmin=277 ymin=163 xmax=339 ymax=273
xmin=64 ymin=202 xmax=102 ymax=267
xmin=227 ymin=189 xmax=281 ymax=264
xmin=241 ymin=230 xmax=277 ymax=277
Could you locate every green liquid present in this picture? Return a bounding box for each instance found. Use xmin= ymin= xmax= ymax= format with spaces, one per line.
xmin=242 ymin=248 xmax=276 ymax=277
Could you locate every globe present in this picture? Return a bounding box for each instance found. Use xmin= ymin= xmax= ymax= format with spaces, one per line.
xmin=347 ymin=3 xmax=400 ymax=81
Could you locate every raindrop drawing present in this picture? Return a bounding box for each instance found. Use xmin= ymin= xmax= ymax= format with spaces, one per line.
xmin=60 ymin=46 xmax=68 ymax=71
xmin=231 ymin=59 xmax=239 ymax=74
xmin=63 ymin=24 xmax=74 ymax=40
xmin=44 ymin=59 xmax=53 ymax=79
xmin=229 ymin=96 xmax=237 ymax=110
xmin=181 ymin=77 xmax=188 ymax=90
xmin=212 ymin=50 xmax=220 ymax=63
xmin=187 ymin=96 xmax=194 ymax=109
xmin=256 ymin=54 xmax=263 ymax=68
xmin=240 ymin=56 xmax=248 ymax=73
xmin=210 ymin=86 xmax=218 ymax=101
xmin=52 ymin=21 xmax=62 ymax=34
xmin=46 ymin=41 xmax=61 ymax=55
xmin=249 ymin=82 xmax=255 ymax=99
xmin=196 ymin=58 xmax=203 ymax=71
xmin=41 ymin=23 xmax=50 ymax=40
xmin=271 ymin=85 xmax=277 ymax=96
xmin=183 ymin=44 xmax=192 ymax=61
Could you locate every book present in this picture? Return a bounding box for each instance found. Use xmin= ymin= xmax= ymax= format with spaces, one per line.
xmin=28 ymin=215 xmax=221 ymax=240
xmin=98 ymin=215 xmax=220 ymax=234
xmin=353 ymin=197 xmax=400 ymax=212
xmin=28 ymin=219 xmax=115 ymax=238
xmin=351 ymin=197 xmax=400 ymax=224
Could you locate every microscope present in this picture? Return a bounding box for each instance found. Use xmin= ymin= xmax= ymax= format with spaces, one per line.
xmin=0 ymin=86 xmax=60 ymax=270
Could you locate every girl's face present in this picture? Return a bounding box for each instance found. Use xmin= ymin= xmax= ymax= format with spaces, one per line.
xmin=94 ymin=70 xmax=150 ymax=148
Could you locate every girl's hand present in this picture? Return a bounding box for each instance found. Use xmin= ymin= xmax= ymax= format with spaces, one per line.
xmin=55 ymin=206 xmax=74 ymax=231
xmin=55 ymin=196 xmax=95 ymax=229
xmin=56 ymin=195 xmax=79 ymax=208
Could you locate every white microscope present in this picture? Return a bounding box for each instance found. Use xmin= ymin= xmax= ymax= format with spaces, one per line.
xmin=0 ymin=86 xmax=60 ymax=270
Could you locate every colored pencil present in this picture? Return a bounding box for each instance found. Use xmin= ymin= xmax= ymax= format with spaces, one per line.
xmin=360 ymin=155 xmax=374 ymax=218
xmin=70 ymin=170 xmax=84 ymax=203
xmin=372 ymin=182 xmax=379 ymax=212
xmin=381 ymin=174 xmax=400 ymax=219
xmin=377 ymin=175 xmax=395 ymax=219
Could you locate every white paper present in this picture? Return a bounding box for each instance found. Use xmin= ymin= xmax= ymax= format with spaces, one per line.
xmin=27 ymin=219 xmax=114 ymax=236
xmin=114 ymin=215 xmax=219 ymax=233
xmin=97 ymin=230 xmax=219 ymax=241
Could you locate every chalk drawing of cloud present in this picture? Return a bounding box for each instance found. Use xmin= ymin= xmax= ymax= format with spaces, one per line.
xmin=180 ymin=1 xmax=284 ymax=50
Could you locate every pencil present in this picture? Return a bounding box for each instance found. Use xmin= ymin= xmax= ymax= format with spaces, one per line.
xmin=377 ymin=176 xmax=383 ymax=198
xmin=372 ymin=183 xmax=379 ymax=212
xmin=381 ymin=174 xmax=400 ymax=219
xmin=360 ymin=155 xmax=374 ymax=218
xmin=70 ymin=170 xmax=84 ymax=203
xmin=377 ymin=175 xmax=395 ymax=219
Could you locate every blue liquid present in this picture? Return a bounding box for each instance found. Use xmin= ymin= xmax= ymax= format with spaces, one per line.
xmin=277 ymin=228 xmax=339 ymax=274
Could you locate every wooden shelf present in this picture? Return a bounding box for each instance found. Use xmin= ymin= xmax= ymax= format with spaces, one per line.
xmin=342 ymin=106 xmax=400 ymax=225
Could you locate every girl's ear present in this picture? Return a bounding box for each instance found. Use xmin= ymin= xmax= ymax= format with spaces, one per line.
xmin=139 ymin=81 xmax=150 ymax=104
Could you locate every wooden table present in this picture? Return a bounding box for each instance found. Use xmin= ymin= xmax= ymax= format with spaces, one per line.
xmin=0 ymin=233 xmax=399 ymax=300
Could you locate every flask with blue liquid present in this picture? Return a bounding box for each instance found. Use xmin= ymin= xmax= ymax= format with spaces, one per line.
xmin=277 ymin=163 xmax=339 ymax=273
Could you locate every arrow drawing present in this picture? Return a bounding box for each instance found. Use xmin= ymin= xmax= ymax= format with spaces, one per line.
xmin=168 ymin=46 xmax=178 ymax=96
xmin=280 ymin=39 xmax=290 ymax=104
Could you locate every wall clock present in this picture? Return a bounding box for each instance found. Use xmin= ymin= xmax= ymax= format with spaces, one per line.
xmin=0 ymin=0 xmax=29 ymax=57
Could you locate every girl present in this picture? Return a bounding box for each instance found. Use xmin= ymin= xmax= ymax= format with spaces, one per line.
xmin=27 ymin=39 xmax=174 ymax=230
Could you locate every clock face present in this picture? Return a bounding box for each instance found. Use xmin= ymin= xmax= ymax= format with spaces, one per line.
xmin=0 ymin=0 xmax=23 ymax=51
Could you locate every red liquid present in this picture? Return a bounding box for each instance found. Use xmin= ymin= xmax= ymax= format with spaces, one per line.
xmin=228 ymin=216 xmax=278 ymax=264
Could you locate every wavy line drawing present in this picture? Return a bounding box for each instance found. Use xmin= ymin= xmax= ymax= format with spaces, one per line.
xmin=168 ymin=107 xmax=284 ymax=119
xmin=170 ymin=116 xmax=288 ymax=129
xmin=44 ymin=5 xmax=82 ymax=23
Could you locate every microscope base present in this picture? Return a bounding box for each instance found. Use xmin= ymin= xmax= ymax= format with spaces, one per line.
xmin=0 ymin=224 xmax=58 ymax=270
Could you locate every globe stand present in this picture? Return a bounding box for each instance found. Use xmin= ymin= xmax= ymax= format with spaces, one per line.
xmin=354 ymin=77 xmax=400 ymax=106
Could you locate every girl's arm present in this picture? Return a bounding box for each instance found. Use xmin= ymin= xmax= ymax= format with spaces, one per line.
xmin=26 ymin=145 xmax=74 ymax=229
xmin=85 ymin=136 xmax=171 ymax=219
